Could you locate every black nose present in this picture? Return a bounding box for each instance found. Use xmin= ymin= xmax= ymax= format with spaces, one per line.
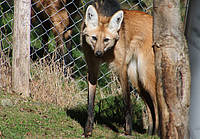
xmin=95 ymin=51 xmax=103 ymax=57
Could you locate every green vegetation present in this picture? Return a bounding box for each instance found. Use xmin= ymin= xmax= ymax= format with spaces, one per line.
xmin=0 ymin=2 xmax=13 ymax=57
xmin=0 ymin=92 xmax=159 ymax=138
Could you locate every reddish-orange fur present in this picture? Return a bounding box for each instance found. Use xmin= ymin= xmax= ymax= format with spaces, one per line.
xmin=81 ymin=2 xmax=158 ymax=137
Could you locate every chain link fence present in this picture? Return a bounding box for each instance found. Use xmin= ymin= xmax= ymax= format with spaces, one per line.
xmin=0 ymin=0 xmax=188 ymax=106
xmin=0 ymin=0 xmax=153 ymax=92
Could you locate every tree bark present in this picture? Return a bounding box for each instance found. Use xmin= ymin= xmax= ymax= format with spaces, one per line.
xmin=153 ymin=0 xmax=190 ymax=138
xmin=12 ymin=0 xmax=31 ymax=97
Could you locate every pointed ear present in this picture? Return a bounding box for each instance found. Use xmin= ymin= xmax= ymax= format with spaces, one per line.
xmin=108 ymin=10 xmax=124 ymax=32
xmin=85 ymin=5 xmax=98 ymax=29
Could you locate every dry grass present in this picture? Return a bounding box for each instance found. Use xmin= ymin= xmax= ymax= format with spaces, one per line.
xmin=29 ymin=60 xmax=122 ymax=108
xmin=0 ymin=55 xmax=137 ymax=109
xmin=30 ymin=60 xmax=87 ymax=108
xmin=0 ymin=53 xmax=12 ymax=94
xmin=0 ymin=54 xmax=121 ymax=109
xmin=0 ymin=56 xmax=87 ymax=109
xmin=0 ymin=54 xmax=139 ymax=109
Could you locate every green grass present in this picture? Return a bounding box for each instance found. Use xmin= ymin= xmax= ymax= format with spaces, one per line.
xmin=0 ymin=91 xmax=159 ymax=139
xmin=0 ymin=93 xmax=82 ymax=138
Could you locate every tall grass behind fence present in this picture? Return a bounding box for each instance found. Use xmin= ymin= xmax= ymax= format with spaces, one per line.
xmin=0 ymin=0 xmax=188 ymax=107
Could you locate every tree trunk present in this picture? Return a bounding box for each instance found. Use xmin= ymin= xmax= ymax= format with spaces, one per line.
xmin=12 ymin=0 xmax=31 ymax=97
xmin=153 ymin=0 xmax=191 ymax=138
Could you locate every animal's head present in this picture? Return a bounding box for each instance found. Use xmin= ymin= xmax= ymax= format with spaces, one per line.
xmin=83 ymin=5 xmax=124 ymax=57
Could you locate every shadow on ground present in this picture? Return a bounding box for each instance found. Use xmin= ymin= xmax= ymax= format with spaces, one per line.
xmin=65 ymin=95 xmax=146 ymax=134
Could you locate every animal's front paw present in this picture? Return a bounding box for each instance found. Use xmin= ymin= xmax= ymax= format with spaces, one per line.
xmin=84 ymin=126 xmax=93 ymax=137
xmin=124 ymin=130 xmax=132 ymax=136
xmin=83 ymin=131 xmax=92 ymax=137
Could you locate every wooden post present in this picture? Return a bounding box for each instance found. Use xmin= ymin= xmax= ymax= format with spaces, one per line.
xmin=153 ymin=0 xmax=190 ymax=138
xmin=12 ymin=0 xmax=31 ymax=97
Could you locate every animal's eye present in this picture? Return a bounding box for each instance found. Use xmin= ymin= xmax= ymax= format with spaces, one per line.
xmin=91 ymin=36 xmax=97 ymax=41
xmin=104 ymin=38 xmax=110 ymax=43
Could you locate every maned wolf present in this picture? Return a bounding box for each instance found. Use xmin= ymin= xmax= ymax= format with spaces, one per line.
xmin=81 ymin=0 xmax=158 ymax=137
xmin=31 ymin=0 xmax=79 ymax=65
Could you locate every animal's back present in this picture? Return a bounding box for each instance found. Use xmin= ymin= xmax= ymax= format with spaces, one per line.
xmin=122 ymin=10 xmax=152 ymax=51
xmin=122 ymin=10 xmax=155 ymax=96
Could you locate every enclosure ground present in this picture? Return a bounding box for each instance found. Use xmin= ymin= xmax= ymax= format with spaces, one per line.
xmin=0 ymin=91 xmax=159 ymax=139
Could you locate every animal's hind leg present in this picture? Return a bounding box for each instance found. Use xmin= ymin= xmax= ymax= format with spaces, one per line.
xmin=63 ymin=30 xmax=74 ymax=67
xmin=120 ymin=65 xmax=132 ymax=135
xmin=145 ymin=102 xmax=154 ymax=134
xmin=128 ymin=77 xmax=156 ymax=134
xmin=38 ymin=20 xmax=51 ymax=60
xmin=41 ymin=33 xmax=49 ymax=57
xmin=52 ymin=28 xmax=64 ymax=62
xmin=139 ymin=88 xmax=157 ymax=135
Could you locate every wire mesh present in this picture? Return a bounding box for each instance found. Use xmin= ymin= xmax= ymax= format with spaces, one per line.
xmin=0 ymin=0 xmax=188 ymax=102
xmin=0 ymin=0 xmax=154 ymax=94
